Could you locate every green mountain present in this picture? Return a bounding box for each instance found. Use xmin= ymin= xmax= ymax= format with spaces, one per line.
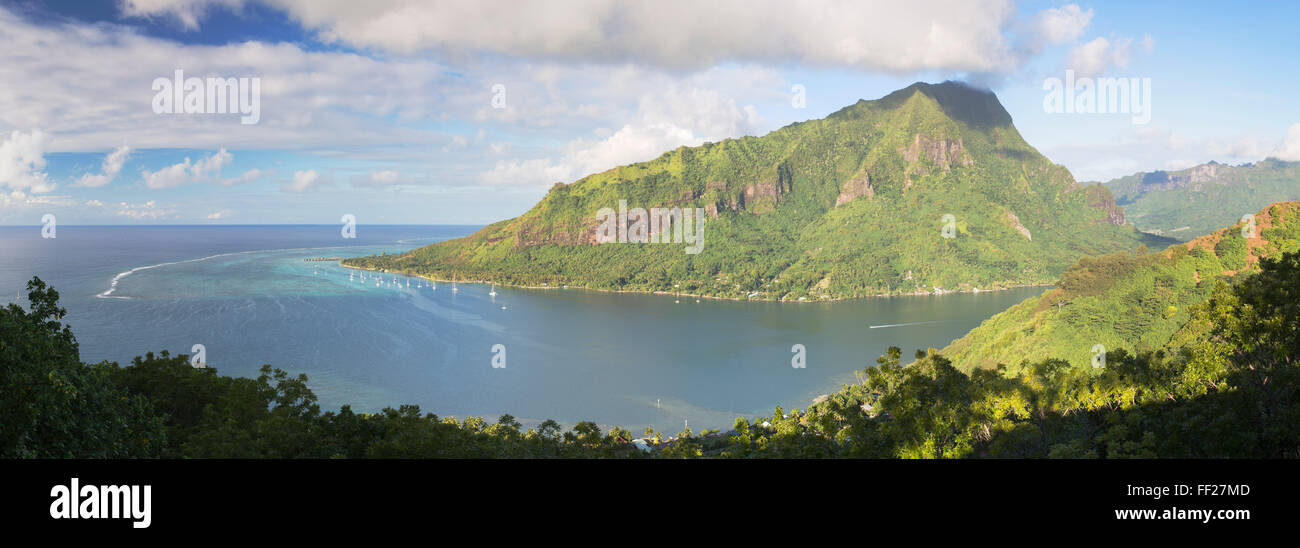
xmin=1104 ymin=158 xmax=1300 ymax=241
xmin=939 ymin=201 xmax=1300 ymax=373
xmin=346 ymin=82 xmax=1166 ymax=300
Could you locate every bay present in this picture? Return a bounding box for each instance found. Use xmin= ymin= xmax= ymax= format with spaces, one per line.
xmin=0 ymin=225 xmax=1044 ymax=433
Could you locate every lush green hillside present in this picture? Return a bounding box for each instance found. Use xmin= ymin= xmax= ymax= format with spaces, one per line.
xmin=345 ymin=82 xmax=1166 ymax=301
xmin=939 ymin=201 xmax=1300 ymax=373
xmin=1104 ymin=158 xmax=1300 ymax=241
xmin=9 ymin=261 xmax=1300 ymax=459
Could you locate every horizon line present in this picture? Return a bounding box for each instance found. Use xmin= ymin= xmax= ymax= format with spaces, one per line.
xmin=0 ymin=223 xmax=487 ymax=228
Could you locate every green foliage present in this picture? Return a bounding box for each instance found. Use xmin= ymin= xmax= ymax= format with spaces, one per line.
xmin=7 ymin=244 xmax=1300 ymax=459
xmin=1106 ymin=159 xmax=1300 ymax=241
xmin=940 ymin=202 xmax=1300 ymax=372
xmin=1214 ymin=231 xmax=1248 ymax=270
xmin=344 ymin=82 xmax=1161 ymax=301
xmin=0 ymin=278 xmax=164 ymax=457
xmin=707 ymin=247 xmax=1300 ymax=458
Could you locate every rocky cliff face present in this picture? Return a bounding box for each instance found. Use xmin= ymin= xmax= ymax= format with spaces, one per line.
xmin=1084 ymin=184 xmax=1127 ymax=226
xmin=835 ymin=172 xmax=874 ymax=206
xmin=899 ymin=134 xmax=973 ymax=190
xmin=899 ymin=134 xmax=973 ymax=170
xmin=1005 ymin=210 xmax=1032 ymax=240
xmin=1139 ymin=163 xmax=1224 ymax=191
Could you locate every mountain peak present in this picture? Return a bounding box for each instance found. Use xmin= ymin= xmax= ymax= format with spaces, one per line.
xmin=836 ymin=81 xmax=1013 ymax=130
xmin=347 ymin=77 xmax=1157 ymax=302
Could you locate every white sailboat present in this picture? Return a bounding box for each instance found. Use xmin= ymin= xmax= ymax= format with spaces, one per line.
xmin=452 ymin=276 xmax=458 ymax=293
xmin=489 ymin=282 xmax=497 ymax=297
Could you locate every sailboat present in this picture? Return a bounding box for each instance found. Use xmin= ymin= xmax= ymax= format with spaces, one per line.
xmin=452 ymin=276 xmax=458 ymax=293
xmin=489 ymin=282 xmax=497 ymax=297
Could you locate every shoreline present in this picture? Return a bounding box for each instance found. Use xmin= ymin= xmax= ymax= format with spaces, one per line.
xmin=338 ymin=262 xmax=1052 ymax=303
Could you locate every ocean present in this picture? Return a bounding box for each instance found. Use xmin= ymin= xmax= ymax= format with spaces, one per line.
xmin=0 ymin=224 xmax=1044 ymax=433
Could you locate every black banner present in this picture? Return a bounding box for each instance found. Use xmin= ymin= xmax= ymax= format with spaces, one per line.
xmin=2 ymin=459 xmax=1290 ymax=535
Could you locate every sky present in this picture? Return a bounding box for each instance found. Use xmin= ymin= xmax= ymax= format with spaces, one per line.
xmin=1 ymin=0 xmax=1298 ymax=225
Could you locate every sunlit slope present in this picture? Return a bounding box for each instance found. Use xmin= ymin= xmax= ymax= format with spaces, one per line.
xmin=940 ymin=201 xmax=1300 ymax=372
xmin=1104 ymin=159 xmax=1300 ymax=241
xmin=346 ymin=82 xmax=1165 ymax=300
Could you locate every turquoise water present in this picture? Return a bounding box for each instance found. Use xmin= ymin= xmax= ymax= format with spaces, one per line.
xmin=0 ymin=225 xmax=1044 ymax=433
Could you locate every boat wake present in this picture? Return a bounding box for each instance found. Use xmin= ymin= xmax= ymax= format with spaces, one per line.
xmin=96 ymin=244 xmax=368 ymax=299
xmin=867 ymin=320 xmax=953 ymax=329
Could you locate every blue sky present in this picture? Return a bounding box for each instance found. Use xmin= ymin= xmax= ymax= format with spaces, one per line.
xmin=1 ymin=0 xmax=1297 ymax=225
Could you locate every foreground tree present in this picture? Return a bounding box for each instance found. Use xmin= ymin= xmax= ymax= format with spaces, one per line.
xmin=0 ymin=277 xmax=164 ymax=457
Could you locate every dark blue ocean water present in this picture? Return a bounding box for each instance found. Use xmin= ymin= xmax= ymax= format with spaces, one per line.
xmin=0 ymin=225 xmax=1043 ymax=432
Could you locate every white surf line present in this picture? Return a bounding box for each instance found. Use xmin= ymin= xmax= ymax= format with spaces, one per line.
xmin=96 ymin=243 xmax=379 ymax=299
xmin=868 ymin=320 xmax=954 ymax=329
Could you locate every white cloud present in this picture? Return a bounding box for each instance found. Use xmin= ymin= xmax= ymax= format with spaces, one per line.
xmin=481 ymin=85 xmax=763 ymax=187
xmin=1204 ymin=124 xmax=1300 ymax=162
xmin=350 ymin=169 xmax=409 ymax=188
xmin=283 ymin=169 xmax=326 ymax=192
xmin=0 ymin=130 xmax=54 ymax=194
xmin=1051 ymin=123 xmax=1300 ymax=183
xmin=1032 ymin=4 xmax=1093 ymax=45
xmin=127 ymin=0 xmax=1031 ymax=73
xmin=440 ymin=135 xmax=468 ymax=153
xmin=1067 ymin=37 xmax=1134 ymax=78
xmin=371 ymin=170 xmax=400 ymax=183
xmin=480 ymin=158 xmax=575 ymax=188
xmin=0 ymin=6 xmax=461 ymax=152
xmin=0 ymin=190 xmax=74 ymax=212
xmin=1209 ymin=136 xmax=1273 ymax=160
xmin=1274 ymin=123 xmax=1300 ymax=162
xmin=0 ymin=6 xmax=790 ymax=163
xmin=562 ymin=123 xmax=700 ymax=179
xmin=121 ymin=0 xmax=247 ymax=30
xmin=215 ymin=168 xmax=270 ymax=186
xmin=141 ymin=149 xmax=233 ymax=189
xmin=1135 ymin=127 xmax=1188 ymax=151
xmin=76 ymin=145 xmax=132 ymax=187
xmin=113 ymin=200 xmax=174 ymax=220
